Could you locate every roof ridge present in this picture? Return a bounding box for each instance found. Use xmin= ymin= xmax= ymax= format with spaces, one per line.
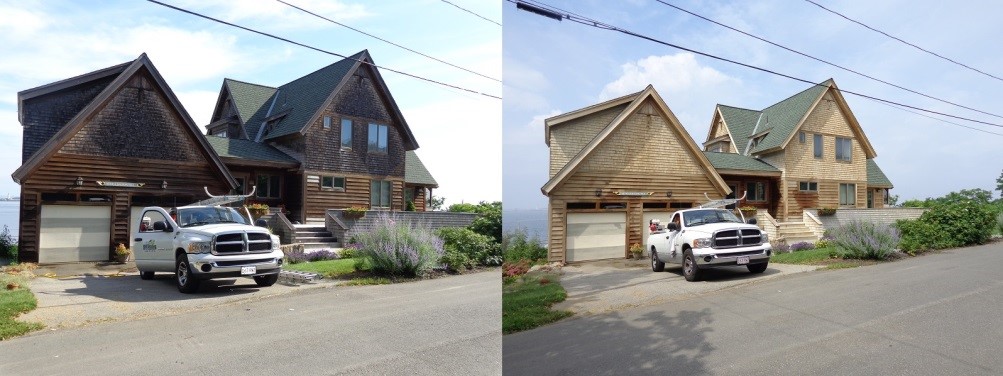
xmin=548 ymin=90 xmax=644 ymax=122
xmin=763 ymin=79 xmax=831 ymax=111
xmin=717 ymin=104 xmax=761 ymax=112
xmin=224 ymin=77 xmax=276 ymax=90
xmin=278 ymin=50 xmax=367 ymax=89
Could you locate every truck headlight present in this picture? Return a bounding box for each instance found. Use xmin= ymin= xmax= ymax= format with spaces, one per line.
xmin=692 ymin=238 xmax=713 ymax=249
xmin=187 ymin=241 xmax=212 ymax=254
xmin=761 ymin=233 xmax=769 ymax=243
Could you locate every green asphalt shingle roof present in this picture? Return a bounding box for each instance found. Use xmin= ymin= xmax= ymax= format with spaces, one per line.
xmin=749 ymin=80 xmax=830 ymax=154
xmin=867 ymin=159 xmax=893 ymax=188
xmin=405 ymin=151 xmax=438 ymax=187
xmin=224 ymin=79 xmax=276 ymax=125
xmin=716 ymin=105 xmax=761 ymax=154
xmin=205 ymin=136 xmax=298 ymax=164
xmin=702 ymin=151 xmax=780 ymax=173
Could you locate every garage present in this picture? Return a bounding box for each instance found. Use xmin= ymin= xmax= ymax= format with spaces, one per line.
xmin=566 ymin=212 xmax=626 ymax=262
xmin=39 ymin=205 xmax=111 ymax=263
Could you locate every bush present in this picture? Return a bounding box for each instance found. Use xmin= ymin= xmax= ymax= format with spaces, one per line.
xmin=449 ymin=201 xmax=502 ymax=244
xmin=436 ymin=227 xmax=502 ymax=269
xmin=771 ymin=239 xmax=790 ymax=253
xmin=503 ymin=228 xmax=547 ymax=262
xmin=817 ymin=207 xmax=837 ymax=216
xmin=339 ymin=244 xmax=359 ymax=259
xmin=441 ymin=249 xmax=474 ymax=272
xmin=789 ymin=241 xmax=814 ymax=252
xmin=896 ymin=219 xmax=947 ymax=255
xmin=896 ymin=197 xmax=996 ymax=253
xmin=997 ymin=211 xmax=1003 ymax=236
xmin=814 ymin=238 xmax=831 ymax=249
xmin=503 ymin=259 xmax=531 ymax=278
xmin=0 ymin=226 xmax=16 ymax=263
xmin=284 ymin=247 xmax=340 ymax=264
xmin=829 ymin=220 xmax=900 ymax=260
xmin=354 ymin=213 xmax=444 ymax=277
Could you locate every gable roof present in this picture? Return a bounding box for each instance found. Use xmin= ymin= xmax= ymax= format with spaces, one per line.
xmin=12 ymin=53 xmax=237 ymax=188
xmin=205 ymin=136 xmax=298 ymax=167
xmin=715 ymin=105 xmax=761 ymax=155
xmin=220 ymin=78 xmax=277 ymax=125
xmin=405 ymin=151 xmax=438 ymax=187
xmin=544 ymin=90 xmax=641 ymax=146
xmin=702 ymin=151 xmax=781 ymax=176
xmin=17 ymin=61 xmax=131 ymax=125
xmin=541 ymin=85 xmax=730 ymax=196
xmin=748 ymin=80 xmax=829 ymax=154
xmin=866 ymin=159 xmax=893 ymax=188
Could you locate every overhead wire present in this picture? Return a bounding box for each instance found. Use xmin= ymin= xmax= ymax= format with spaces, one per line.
xmin=802 ymin=0 xmax=1003 ymax=84
xmin=440 ymin=0 xmax=502 ymax=26
xmin=276 ymin=0 xmax=500 ymax=83
xmin=867 ymin=99 xmax=1003 ymax=137
xmin=655 ymin=0 xmax=1003 ymax=120
xmin=510 ymin=0 xmax=1003 ymax=134
xmin=146 ymin=0 xmax=501 ymax=100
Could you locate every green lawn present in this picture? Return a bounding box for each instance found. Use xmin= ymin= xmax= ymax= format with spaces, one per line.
xmin=503 ymin=271 xmax=573 ymax=334
xmin=771 ymin=247 xmax=875 ymax=269
xmin=284 ymin=258 xmax=369 ymax=278
xmin=0 ymin=274 xmax=43 ymax=339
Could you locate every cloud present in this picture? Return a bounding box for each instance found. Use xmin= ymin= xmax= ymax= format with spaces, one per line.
xmin=599 ymin=53 xmax=738 ymax=100
xmin=172 ymin=0 xmax=369 ymax=30
xmin=502 ymin=58 xmax=551 ymax=112
xmin=505 ymin=109 xmax=561 ymax=147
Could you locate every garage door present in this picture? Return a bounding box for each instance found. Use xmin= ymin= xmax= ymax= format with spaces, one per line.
xmin=566 ymin=212 xmax=625 ymax=262
xmin=39 ymin=205 xmax=111 ymax=263
xmin=642 ymin=211 xmax=674 ymax=251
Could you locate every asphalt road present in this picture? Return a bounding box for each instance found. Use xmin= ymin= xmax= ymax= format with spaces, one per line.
xmin=504 ymin=241 xmax=1003 ymax=376
xmin=0 ymin=271 xmax=501 ymax=376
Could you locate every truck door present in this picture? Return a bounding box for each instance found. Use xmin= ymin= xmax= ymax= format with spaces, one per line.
xmin=133 ymin=209 xmax=176 ymax=270
xmin=667 ymin=212 xmax=683 ymax=262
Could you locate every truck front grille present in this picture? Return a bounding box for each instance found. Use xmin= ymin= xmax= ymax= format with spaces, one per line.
xmin=712 ymin=228 xmax=763 ymax=249
xmin=213 ymin=232 xmax=273 ymax=255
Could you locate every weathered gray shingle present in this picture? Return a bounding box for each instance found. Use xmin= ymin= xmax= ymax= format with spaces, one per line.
xmin=405 ymin=150 xmax=438 ymax=187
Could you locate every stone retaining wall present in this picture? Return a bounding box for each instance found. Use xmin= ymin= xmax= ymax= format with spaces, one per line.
xmin=326 ymin=210 xmax=478 ymax=243
xmin=812 ymin=208 xmax=927 ymax=231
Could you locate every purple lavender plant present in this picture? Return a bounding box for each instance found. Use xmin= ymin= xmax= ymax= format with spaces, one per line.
xmin=789 ymin=241 xmax=815 ymax=252
xmin=829 ymin=220 xmax=900 ymax=260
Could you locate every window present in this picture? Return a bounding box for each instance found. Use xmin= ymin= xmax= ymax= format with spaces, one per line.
xmin=139 ymin=210 xmax=168 ymax=233
xmin=813 ymin=134 xmax=822 ymax=159
xmin=321 ymin=176 xmax=346 ymax=190
xmin=798 ymin=181 xmax=818 ymax=192
xmin=368 ymin=123 xmax=388 ymax=153
xmin=370 ymin=180 xmax=392 ymax=208
xmin=256 ymin=174 xmax=281 ymax=198
xmin=746 ymin=182 xmax=766 ymax=202
xmin=217 ymin=130 xmax=227 ymax=138
xmin=323 ymin=116 xmax=331 ymax=129
xmin=839 ymin=183 xmax=856 ymax=206
xmin=798 ymin=131 xmax=806 ymax=143
xmin=835 ymin=137 xmax=852 ymax=161
xmin=341 ymin=119 xmax=352 ymax=149
xmin=232 ymin=177 xmax=246 ymax=195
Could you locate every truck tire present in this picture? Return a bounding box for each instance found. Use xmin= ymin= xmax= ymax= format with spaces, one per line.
xmin=176 ymin=255 xmax=201 ymax=293
xmin=682 ymin=249 xmax=701 ymax=282
xmin=139 ymin=271 xmax=154 ymax=280
xmin=747 ymin=262 xmax=768 ymax=274
xmin=651 ymin=248 xmax=665 ymax=272
xmin=254 ymin=274 xmax=279 ymax=287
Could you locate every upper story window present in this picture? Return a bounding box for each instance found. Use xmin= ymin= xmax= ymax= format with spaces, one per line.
xmin=368 ymin=123 xmax=388 ymax=154
xmin=321 ymin=176 xmax=346 ymax=190
xmin=813 ymin=134 xmax=822 ymax=159
xmin=835 ymin=137 xmax=852 ymax=161
xmin=323 ymin=116 xmax=332 ymax=129
xmin=217 ymin=130 xmax=227 ymax=138
xmin=341 ymin=119 xmax=352 ymax=149
xmin=798 ymin=131 xmax=805 ymax=143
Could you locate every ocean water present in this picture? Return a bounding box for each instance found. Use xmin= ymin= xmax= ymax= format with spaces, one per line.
xmin=0 ymin=201 xmax=17 ymax=241
xmin=503 ymin=208 xmax=548 ymax=244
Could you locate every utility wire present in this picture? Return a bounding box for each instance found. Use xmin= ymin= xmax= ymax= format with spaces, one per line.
xmin=277 ymin=0 xmax=500 ymax=83
xmin=510 ymin=0 xmax=1003 ymax=131
xmin=440 ymin=0 xmax=502 ymax=26
xmin=802 ymin=0 xmax=1003 ymax=84
xmin=867 ymin=98 xmax=1003 ymax=137
xmin=147 ymin=0 xmax=500 ymax=100
xmin=655 ymin=0 xmax=1003 ymax=120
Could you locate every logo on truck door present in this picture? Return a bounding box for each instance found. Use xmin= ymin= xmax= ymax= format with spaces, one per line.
xmin=142 ymin=240 xmax=157 ymax=252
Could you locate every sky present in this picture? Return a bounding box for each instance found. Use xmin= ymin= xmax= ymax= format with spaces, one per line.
xmin=0 ymin=0 xmax=500 ymax=206
xmin=503 ymin=0 xmax=1003 ymax=210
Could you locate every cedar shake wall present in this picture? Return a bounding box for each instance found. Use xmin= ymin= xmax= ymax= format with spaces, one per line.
xmin=303 ymin=173 xmax=404 ymax=218
xmin=710 ymin=119 xmax=737 ymax=153
xmin=20 ymin=75 xmax=117 ymax=162
xmin=549 ymin=104 xmax=629 ymax=177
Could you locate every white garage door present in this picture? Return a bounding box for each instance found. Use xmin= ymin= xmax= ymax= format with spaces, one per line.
xmin=566 ymin=212 xmax=626 ymax=262
xmin=642 ymin=211 xmax=674 ymax=252
xmin=39 ymin=205 xmax=111 ymax=263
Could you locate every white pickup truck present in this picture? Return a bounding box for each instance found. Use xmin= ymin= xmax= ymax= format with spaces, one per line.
xmin=133 ymin=203 xmax=284 ymax=293
xmin=647 ymin=208 xmax=771 ymax=281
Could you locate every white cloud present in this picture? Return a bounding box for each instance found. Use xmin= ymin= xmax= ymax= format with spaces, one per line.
xmin=173 ymin=0 xmax=369 ymax=30
xmin=599 ymin=53 xmax=738 ymax=101
xmin=505 ymin=109 xmax=561 ymax=147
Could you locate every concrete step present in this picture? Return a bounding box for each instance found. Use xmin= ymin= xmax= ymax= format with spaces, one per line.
xmin=296 ymin=236 xmax=338 ymax=243
xmin=301 ymin=242 xmax=341 ymax=250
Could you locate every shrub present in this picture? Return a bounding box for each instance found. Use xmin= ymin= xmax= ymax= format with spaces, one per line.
xmin=895 ymin=219 xmax=948 ymax=255
xmin=436 ymin=227 xmax=501 ymax=268
xmin=817 ymin=207 xmax=837 ymax=216
xmin=771 ymin=239 xmax=790 ymax=253
xmin=405 ymin=200 xmax=416 ymax=212
xmin=339 ymin=244 xmax=359 ymax=259
xmin=0 ymin=226 xmax=16 ymax=263
xmin=441 ymin=249 xmax=474 ymax=272
xmin=896 ymin=197 xmax=996 ymax=253
xmin=789 ymin=241 xmax=814 ymax=252
xmin=814 ymin=239 xmax=831 ymax=249
xmin=502 ymin=259 xmax=531 ymax=278
xmin=829 ymin=220 xmax=900 ymax=260
xmin=997 ymin=211 xmax=1003 ymax=236
xmin=354 ymin=212 xmax=444 ymax=277
xmin=284 ymin=247 xmax=339 ymax=264
xmin=503 ymin=228 xmax=548 ymax=262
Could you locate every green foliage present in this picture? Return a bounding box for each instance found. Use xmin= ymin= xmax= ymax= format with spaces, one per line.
xmin=997 ymin=170 xmax=1003 ymax=197
xmin=502 ymin=272 xmax=572 ymax=334
xmin=896 ymin=189 xmax=998 ymax=253
xmin=436 ymin=227 xmax=501 ymax=269
xmin=338 ymin=246 xmax=357 ymax=259
xmin=448 ymin=203 xmax=478 ymax=213
xmin=405 ymin=200 xmax=416 ymax=212
xmin=997 ymin=211 xmax=1003 ymax=237
xmin=829 ymin=220 xmax=900 ymax=260
xmin=284 ymin=258 xmax=366 ymax=278
xmin=503 ymin=228 xmax=548 ymax=262
xmin=440 ymin=250 xmax=474 ymax=272
xmin=449 ymin=201 xmax=502 ymax=244
xmin=896 ymin=219 xmax=949 ymax=254
xmin=817 ymin=207 xmax=837 ymax=216
xmin=0 ymin=274 xmax=43 ymax=339
xmin=0 ymin=226 xmax=16 ymax=263
xmin=428 ymin=195 xmax=445 ymax=211
xmin=354 ymin=213 xmax=444 ymax=277
xmin=814 ymin=239 xmax=831 ymax=249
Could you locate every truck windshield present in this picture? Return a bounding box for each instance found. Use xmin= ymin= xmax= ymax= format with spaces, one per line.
xmin=176 ymin=207 xmax=250 ymax=227
xmin=683 ymin=209 xmax=742 ymax=227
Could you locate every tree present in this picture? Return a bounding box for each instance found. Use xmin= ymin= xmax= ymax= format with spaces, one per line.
xmin=886 ymin=194 xmax=899 ymax=207
xmin=428 ymin=195 xmax=445 ymax=211
xmin=449 ymin=201 xmax=502 ymax=244
xmin=997 ymin=170 xmax=1003 ymax=197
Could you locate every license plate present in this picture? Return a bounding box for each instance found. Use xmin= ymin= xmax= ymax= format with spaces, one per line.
xmin=240 ymin=266 xmax=256 ymax=275
xmin=737 ymin=256 xmax=750 ymax=265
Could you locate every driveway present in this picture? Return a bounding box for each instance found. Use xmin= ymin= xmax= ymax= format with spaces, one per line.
xmin=554 ymin=258 xmax=819 ymax=315
xmin=19 ymin=262 xmax=330 ymax=329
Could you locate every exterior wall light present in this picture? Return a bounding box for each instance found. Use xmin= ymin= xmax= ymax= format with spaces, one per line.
xmin=594 ymin=189 xmax=602 ymax=197
xmin=666 ymin=191 xmax=673 ymax=198
xmin=161 ymin=180 xmax=168 ymax=190
xmin=75 ymin=176 xmax=83 ymax=186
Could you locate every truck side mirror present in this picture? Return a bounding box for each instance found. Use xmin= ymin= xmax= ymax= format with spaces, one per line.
xmin=667 ymin=222 xmax=679 ymax=231
xmin=153 ymin=221 xmax=171 ymax=232
xmin=255 ymin=219 xmax=268 ymax=228
xmin=747 ymin=218 xmax=758 ymax=225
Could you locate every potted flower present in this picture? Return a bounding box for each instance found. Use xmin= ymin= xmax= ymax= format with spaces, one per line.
xmin=739 ymin=206 xmax=758 ymax=218
xmin=343 ymin=206 xmax=367 ymax=219
xmin=114 ymin=243 xmax=131 ymax=263
xmin=817 ymin=207 xmax=837 ymax=216
xmin=629 ymin=243 xmax=643 ymax=259
xmin=245 ymin=203 xmax=270 ymax=219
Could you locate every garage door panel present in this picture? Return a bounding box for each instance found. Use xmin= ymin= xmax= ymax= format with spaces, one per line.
xmin=567 ymin=212 xmax=625 ymax=262
xmin=40 ymin=205 xmax=111 ymax=263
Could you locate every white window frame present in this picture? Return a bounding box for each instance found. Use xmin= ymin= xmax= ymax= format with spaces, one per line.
xmin=813 ymin=134 xmax=822 ymax=159
xmin=370 ymin=180 xmax=392 ymax=209
xmin=798 ymin=181 xmax=818 ymax=192
xmin=320 ymin=176 xmax=346 ymax=191
xmin=368 ymin=123 xmax=388 ymax=154
xmin=323 ymin=116 xmax=332 ymax=129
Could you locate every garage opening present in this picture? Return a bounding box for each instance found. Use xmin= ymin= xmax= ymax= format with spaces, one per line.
xmin=566 ymin=212 xmax=625 ymax=262
xmin=39 ymin=205 xmax=111 ymax=263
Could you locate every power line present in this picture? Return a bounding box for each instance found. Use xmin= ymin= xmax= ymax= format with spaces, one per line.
xmin=867 ymin=98 xmax=1003 ymax=137
xmin=510 ymin=0 xmax=1003 ymax=131
xmin=802 ymin=0 xmax=1003 ymax=84
xmin=146 ymin=0 xmax=500 ymax=100
xmin=276 ymin=0 xmax=500 ymax=83
xmin=440 ymin=0 xmax=502 ymax=26
xmin=655 ymin=0 xmax=1003 ymax=120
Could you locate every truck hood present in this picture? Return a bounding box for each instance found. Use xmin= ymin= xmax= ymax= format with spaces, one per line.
xmin=685 ymin=222 xmax=760 ymax=237
xmin=181 ymin=223 xmax=270 ymax=236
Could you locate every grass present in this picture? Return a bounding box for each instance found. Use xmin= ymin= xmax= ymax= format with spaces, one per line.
xmin=284 ymin=258 xmax=370 ymax=278
xmin=771 ymin=247 xmax=877 ymax=270
xmin=0 ymin=273 xmax=43 ymax=340
xmin=503 ymin=271 xmax=572 ymax=334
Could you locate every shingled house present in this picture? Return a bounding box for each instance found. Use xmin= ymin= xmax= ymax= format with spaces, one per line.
xmin=12 ymin=54 xmax=236 ymax=263
xmin=203 ymin=50 xmax=439 ymax=223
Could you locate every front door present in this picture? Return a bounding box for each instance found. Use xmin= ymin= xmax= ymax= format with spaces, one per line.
xmin=867 ymin=190 xmax=874 ymax=208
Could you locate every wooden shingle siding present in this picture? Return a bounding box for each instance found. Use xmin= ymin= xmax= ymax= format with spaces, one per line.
xmin=20 ymin=76 xmax=117 ymax=163
xmin=549 ymin=104 xmax=629 ymax=178
xmin=18 ymin=193 xmax=40 ymax=262
xmin=303 ymin=173 xmax=404 ymax=219
xmin=548 ymin=200 xmax=566 ymax=261
xmin=27 ymin=154 xmax=226 ymax=193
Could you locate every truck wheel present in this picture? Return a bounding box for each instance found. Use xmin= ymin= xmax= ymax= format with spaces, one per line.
xmin=651 ymin=248 xmax=665 ymax=272
xmin=682 ymin=250 xmax=701 ymax=282
xmin=176 ymin=255 xmax=200 ymax=293
xmin=139 ymin=271 xmax=154 ymax=280
xmin=748 ymin=262 xmax=768 ymax=274
xmin=254 ymin=274 xmax=279 ymax=287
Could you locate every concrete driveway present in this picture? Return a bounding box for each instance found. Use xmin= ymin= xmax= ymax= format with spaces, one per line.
xmin=18 ymin=262 xmax=329 ymax=329
xmin=554 ymin=258 xmax=819 ymax=316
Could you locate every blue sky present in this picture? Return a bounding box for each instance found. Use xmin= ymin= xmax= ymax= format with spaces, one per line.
xmin=0 ymin=0 xmax=500 ymax=205
xmin=503 ymin=0 xmax=1003 ymax=209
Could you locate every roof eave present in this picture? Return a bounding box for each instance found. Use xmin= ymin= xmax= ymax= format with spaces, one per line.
xmin=714 ymin=168 xmax=781 ymax=177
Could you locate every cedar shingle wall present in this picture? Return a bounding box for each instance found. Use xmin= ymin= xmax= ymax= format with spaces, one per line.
xmin=20 ymin=75 xmax=117 ymax=163
xmin=549 ymin=104 xmax=629 ymax=178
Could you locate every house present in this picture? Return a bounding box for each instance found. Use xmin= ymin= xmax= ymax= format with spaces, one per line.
xmin=542 ymin=80 xmax=894 ymax=263
xmin=11 ymin=54 xmax=236 ymax=263
xmin=203 ymin=50 xmax=438 ymax=223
